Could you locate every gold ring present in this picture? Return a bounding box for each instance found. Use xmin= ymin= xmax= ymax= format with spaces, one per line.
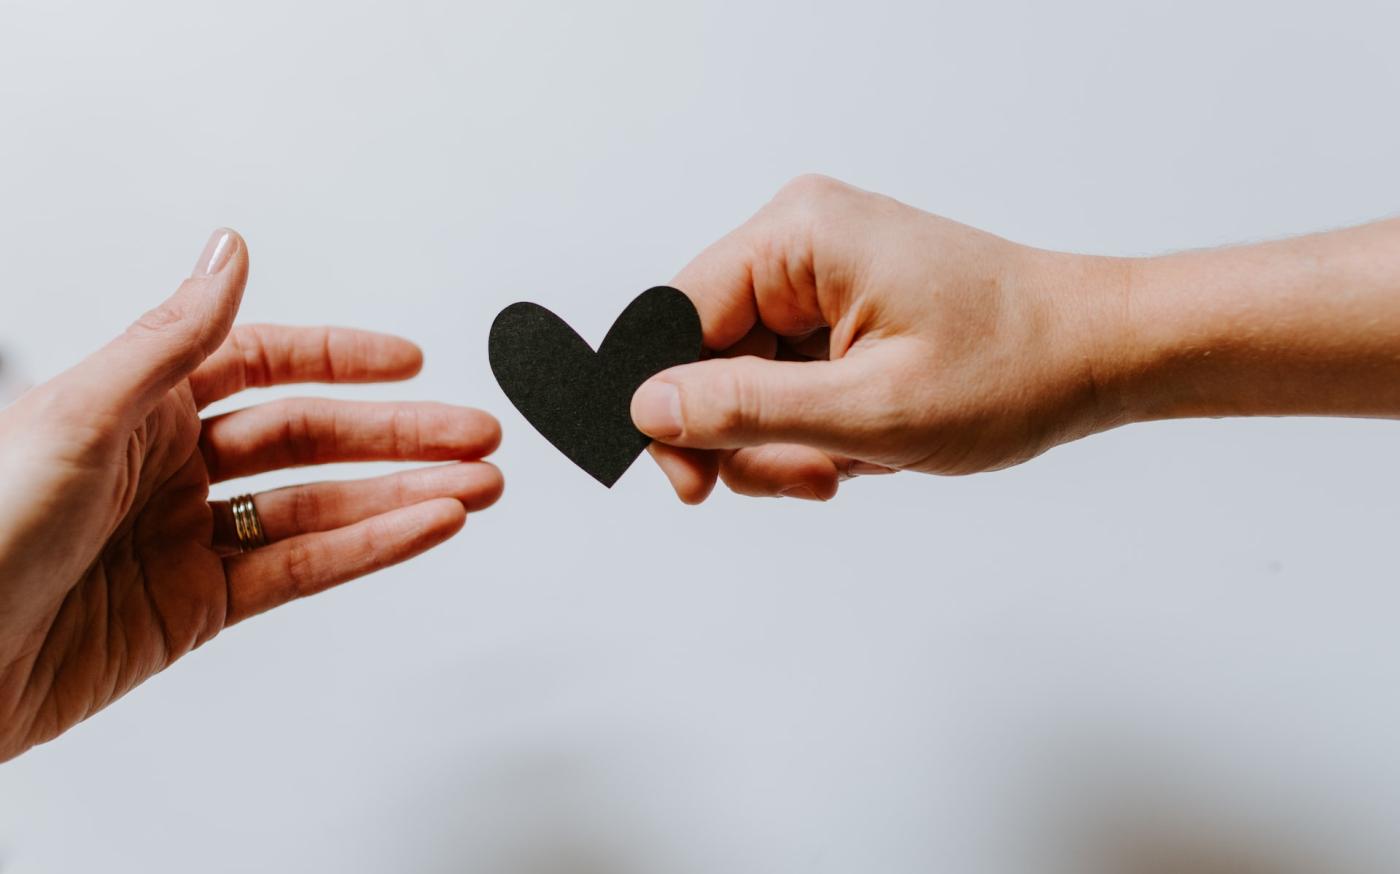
xmin=230 ymin=493 xmax=268 ymax=553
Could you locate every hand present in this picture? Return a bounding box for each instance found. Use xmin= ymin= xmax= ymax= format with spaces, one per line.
xmin=631 ymin=175 xmax=1126 ymax=502
xmin=633 ymin=175 xmax=1400 ymax=504
xmin=0 ymin=230 xmax=502 ymax=761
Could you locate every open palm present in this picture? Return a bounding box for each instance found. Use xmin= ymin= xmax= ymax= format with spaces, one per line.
xmin=0 ymin=230 xmax=502 ymax=761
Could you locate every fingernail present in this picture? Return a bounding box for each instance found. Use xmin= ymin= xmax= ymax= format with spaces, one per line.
xmin=632 ymin=380 xmax=683 ymax=439
xmin=848 ymin=462 xmax=897 ymax=476
xmin=193 ymin=228 xmax=236 ymax=277
xmin=778 ymin=485 xmax=823 ymax=501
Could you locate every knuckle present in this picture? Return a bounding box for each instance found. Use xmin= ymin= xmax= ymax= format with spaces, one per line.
xmin=127 ymin=300 xmax=204 ymax=373
xmin=745 ymin=230 xmax=789 ymax=282
xmin=709 ymin=363 xmax=760 ymax=440
xmin=279 ymin=401 xmax=321 ymax=464
xmin=290 ymin=484 xmax=321 ymax=533
xmin=236 ymin=326 xmax=274 ymax=387
xmin=768 ymin=175 xmax=852 ymax=256
xmin=317 ymin=327 xmax=341 ymax=380
xmin=392 ymin=471 xmax=412 ymax=507
xmin=129 ymin=300 xmax=187 ymax=337
xmin=357 ymin=516 xmax=391 ymax=567
xmin=391 ymin=406 xmax=425 ymax=457
xmin=282 ymin=539 xmax=318 ymax=596
xmin=717 ymin=452 xmax=768 ymax=497
xmin=775 ymin=173 xmax=843 ymax=206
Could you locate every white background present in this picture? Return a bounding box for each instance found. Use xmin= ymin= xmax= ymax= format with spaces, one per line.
xmin=2 ymin=1 xmax=1400 ymax=871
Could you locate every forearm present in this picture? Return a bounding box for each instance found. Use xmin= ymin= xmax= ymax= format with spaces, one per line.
xmin=1098 ymin=219 xmax=1400 ymax=424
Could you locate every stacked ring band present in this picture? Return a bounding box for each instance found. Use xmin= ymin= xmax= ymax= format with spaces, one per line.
xmin=230 ymin=494 xmax=267 ymax=553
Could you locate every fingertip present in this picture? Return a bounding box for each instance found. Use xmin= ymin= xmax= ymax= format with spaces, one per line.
xmin=803 ymin=471 xmax=840 ymax=501
xmin=186 ymin=228 xmax=249 ymax=357
xmin=377 ymin=497 xmax=467 ymax=571
xmin=202 ymin=229 xmax=250 ymax=315
xmin=631 ymin=377 xmax=683 ymax=440
xmin=460 ymin=460 xmax=505 ymax=511
xmin=794 ymin=454 xmax=840 ymax=500
xmin=418 ymin=496 xmax=468 ymax=541
xmin=228 ymin=228 xmax=249 ymax=270
xmin=389 ymin=336 xmax=425 ymax=379
xmin=192 ymin=227 xmax=245 ymax=277
xmin=676 ymin=471 xmax=718 ymax=505
xmin=426 ymin=459 xmax=505 ymax=512
xmin=647 ymin=443 xmax=718 ymax=504
xmin=482 ymin=414 xmax=503 ymax=456
xmin=457 ymin=407 xmax=503 ymax=458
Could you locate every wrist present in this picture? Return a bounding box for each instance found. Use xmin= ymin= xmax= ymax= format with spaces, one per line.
xmin=1077 ymin=248 xmax=1244 ymax=428
xmin=1023 ymin=248 xmax=1140 ymax=439
xmin=1108 ymin=250 xmax=1223 ymax=424
xmin=1064 ymin=245 xmax=1282 ymax=429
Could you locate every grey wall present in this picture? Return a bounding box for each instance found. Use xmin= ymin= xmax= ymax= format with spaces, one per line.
xmin=2 ymin=1 xmax=1399 ymax=871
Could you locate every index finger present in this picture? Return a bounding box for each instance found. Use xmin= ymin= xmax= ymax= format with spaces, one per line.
xmin=673 ymin=176 xmax=848 ymax=352
xmin=189 ymin=325 xmax=423 ymax=408
xmin=672 ymin=226 xmax=761 ymax=351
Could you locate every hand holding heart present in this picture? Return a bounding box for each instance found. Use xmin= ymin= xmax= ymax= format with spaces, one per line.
xmin=632 ymin=174 xmax=1400 ymax=503
xmin=629 ymin=174 xmax=1128 ymax=503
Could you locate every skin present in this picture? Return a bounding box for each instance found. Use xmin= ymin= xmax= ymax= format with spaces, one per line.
xmin=0 ymin=230 xmax=503 ymax=762
xmin=6 ymin=182 xmax=1399 ymax=760
xmin=632 ymin=174 xmax=1400 ymax=502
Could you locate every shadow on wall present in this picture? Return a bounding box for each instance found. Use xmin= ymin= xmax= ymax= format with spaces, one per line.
xmin=392 ymin=746 xmax=653 ymax=874
xmin=367 ymin=710 xmax=1378 ymax=873
xmin=1087 ymin=824 xmax=1334 ymax=874
xmin=1034 ymin=731 xmax=1370 ymax=874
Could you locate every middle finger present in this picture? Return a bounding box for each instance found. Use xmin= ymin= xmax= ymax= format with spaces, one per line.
xmin=201 ymin=398 xmax=500 ymax=483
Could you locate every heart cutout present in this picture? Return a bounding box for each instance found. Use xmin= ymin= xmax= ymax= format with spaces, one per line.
xmin=488 ymin=286 xmax=702 ymax=486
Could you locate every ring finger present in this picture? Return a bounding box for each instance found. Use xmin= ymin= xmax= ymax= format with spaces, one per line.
xmin=210 ymin=461 xmax=503 ymax=555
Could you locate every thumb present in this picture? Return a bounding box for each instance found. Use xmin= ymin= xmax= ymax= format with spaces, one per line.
xmin=61 ymin=229 xmax=248 ymax=426
xmin=631 ymin=353 xmax=890 ymax=457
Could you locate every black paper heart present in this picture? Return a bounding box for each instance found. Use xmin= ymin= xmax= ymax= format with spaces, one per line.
xmin=488 ymin=286 xmax=702 ymax=487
